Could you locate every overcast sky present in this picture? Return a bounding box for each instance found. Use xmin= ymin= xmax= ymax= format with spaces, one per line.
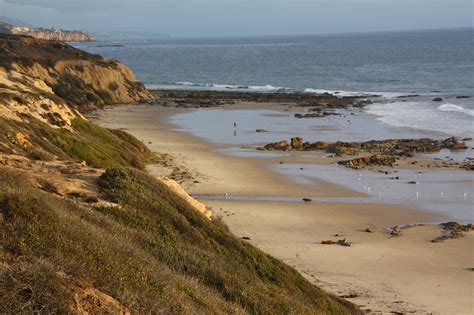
xmin=0 ymin=0 xmax=472 ymax=37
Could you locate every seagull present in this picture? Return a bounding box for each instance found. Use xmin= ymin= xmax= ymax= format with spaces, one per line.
xmin=225 ymin=193 xmax=229 ymax=200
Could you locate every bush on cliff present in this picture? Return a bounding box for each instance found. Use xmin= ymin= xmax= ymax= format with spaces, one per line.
xmin=0 ymin=116 xmax=151 ymax=168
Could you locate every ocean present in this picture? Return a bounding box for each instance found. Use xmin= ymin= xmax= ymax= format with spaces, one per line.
xmin=74 ymin=28 xmax=473 ymax=137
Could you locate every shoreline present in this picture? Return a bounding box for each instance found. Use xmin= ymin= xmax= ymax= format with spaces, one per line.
xmin=91 ymin=102 xmax=473 ymax=314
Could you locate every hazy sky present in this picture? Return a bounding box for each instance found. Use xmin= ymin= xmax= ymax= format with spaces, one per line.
xmin=0 ymin=0 xmax=472 ymax=37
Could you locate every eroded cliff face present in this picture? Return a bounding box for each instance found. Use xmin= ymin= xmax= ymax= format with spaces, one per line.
xmin=0 ymin=34 xmax=152 ymax=129
xmin=1 ymin=23 xmax=96 ymax=42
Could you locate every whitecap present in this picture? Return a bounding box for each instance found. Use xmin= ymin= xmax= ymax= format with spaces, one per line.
xmin=365 ymin=101 xmax=474 ymax=137
xmin=437 ymin=103 xmax=474 ymax=117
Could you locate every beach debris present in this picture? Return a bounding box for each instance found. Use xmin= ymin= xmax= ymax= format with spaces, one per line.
xmin=256 ymin=129 xmax=269 ymax=133
xmin=407 ymin=181 xmax=418 ymax=184
xmin=456 ymin=95 xmax=471 ymax=99
xmin=241 ymin=236 xmax=251 ymax=240
xmin=321 ymin=240 xmax=336 ymax=245
xmin=321 ymin=238 xmax=352 ymax=247
xmin=339 ymin=293 xmax=359 ymax=299
xmin=431 ymin=222 xmax=474 ymax=243
xmin=432 ymin=97 xmax=443 ymax=102
xmin=365 ymin=228 xmax=374 ymax=233
xmin=302 ymin=198 xmax=312 ymax=202
xmin=390 ymin=225 xmax=402 ymax=237
xmin=337 ymin=238 xmax=352 ymax=247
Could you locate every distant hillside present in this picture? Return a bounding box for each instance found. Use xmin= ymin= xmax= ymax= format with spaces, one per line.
xmin=0 ymin=16 xmax=31 ymax=27
xmin=0 ymin=21 xmax=95 ymax=42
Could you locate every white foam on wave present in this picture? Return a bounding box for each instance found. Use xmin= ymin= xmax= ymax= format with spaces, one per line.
xmin=366 ymin=101 xmax=474 ymax=137
xmin=303 ymin=88 xmax=406 ymax=99
xmin=148 ymin=81 xmax=290 ymax=93
xmin=437 ymin=103 xmax=474 ymax=117
xmin=149 ymin=81 xmax=440 ymax=100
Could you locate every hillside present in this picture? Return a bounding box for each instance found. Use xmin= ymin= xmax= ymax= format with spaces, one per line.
xmin=0 ymin=34 xmax=359 ymax=314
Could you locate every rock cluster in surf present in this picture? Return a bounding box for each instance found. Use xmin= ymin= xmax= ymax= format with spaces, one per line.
xmin=258 ymin=137 xmax=470 ymax=170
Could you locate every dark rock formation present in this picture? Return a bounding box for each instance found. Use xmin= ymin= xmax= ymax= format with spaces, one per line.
xmin=294 ymin=111 xmax=340 ymax=118
xmin=397 ymin=94 xmax=420 ymax=98
xmin=291 ymin=137 xmax=304 ymax=150
xmin=259 ymin=137 xmax=469 ymax=170
xmin=431 ymin=222 xmax=474 ymax=242
xmin=337 ymin=155 xmax=397 ymax=169
xmin=151 ymin=90 xmax=359 ymax=109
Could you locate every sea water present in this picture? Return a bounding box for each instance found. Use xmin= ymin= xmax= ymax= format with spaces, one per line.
xmin=75 ymin=28 xmax=473 ymax=137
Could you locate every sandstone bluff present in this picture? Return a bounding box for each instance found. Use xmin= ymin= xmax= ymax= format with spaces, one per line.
xmin=0 ymin=23 xmax=95 ymax=42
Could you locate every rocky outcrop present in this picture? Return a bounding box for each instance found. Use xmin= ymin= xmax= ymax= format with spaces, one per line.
xmin=158 ymin=177 xmax=213 ymax=220
xmin=294 ymin=111 xmax=340 ymax=118
xmin=337 ymin=155 xmax=397 ymax=169
xmin=152 ymin=90 xmax=359 ymax=108
xmin=0 ymin=23 xmax=95 ymax=42
xmin=431 ymin=222 xmax=474 ymax=242
xmin=261 ymin=137 xmax=467 ymax=155
xmin=259 ymin=137 xmax=469 ymax=170
xmin=0 ymin=34 xmax=152 ymax=129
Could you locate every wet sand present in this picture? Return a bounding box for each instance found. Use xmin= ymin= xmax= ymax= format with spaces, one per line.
xmin=92 ymin=103 xmax=474 ymax=314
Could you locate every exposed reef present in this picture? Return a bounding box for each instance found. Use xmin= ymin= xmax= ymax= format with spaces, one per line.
xmin=259 ymin=137 xmax=469 ymax=170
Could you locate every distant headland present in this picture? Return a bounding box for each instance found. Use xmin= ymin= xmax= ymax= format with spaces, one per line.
xmin=0 ymin=17 xmax=95 ymax=42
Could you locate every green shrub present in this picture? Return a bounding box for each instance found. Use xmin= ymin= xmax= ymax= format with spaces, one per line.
xmin=0 ymin=116 xmax=151 ymax=169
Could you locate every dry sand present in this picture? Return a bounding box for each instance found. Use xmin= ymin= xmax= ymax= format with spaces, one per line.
xmin=92 ymin=104 xmax=474 ymax=314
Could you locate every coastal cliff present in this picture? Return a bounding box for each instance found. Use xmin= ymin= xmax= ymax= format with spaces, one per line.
xmin=0 ymin=33 xmax=152 ymax=130
xmin=0 ymin=34 xmax=358 ymax=313
xmin=0 ymin=23 xmax=95 ymax=42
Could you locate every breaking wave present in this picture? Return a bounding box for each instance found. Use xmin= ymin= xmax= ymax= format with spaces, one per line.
xmin=437 ymin=103 xmax=474 ymax=117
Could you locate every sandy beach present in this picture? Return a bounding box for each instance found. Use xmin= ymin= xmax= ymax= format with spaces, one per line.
xmin=92 ymin=102 xmax=473 ymax=314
